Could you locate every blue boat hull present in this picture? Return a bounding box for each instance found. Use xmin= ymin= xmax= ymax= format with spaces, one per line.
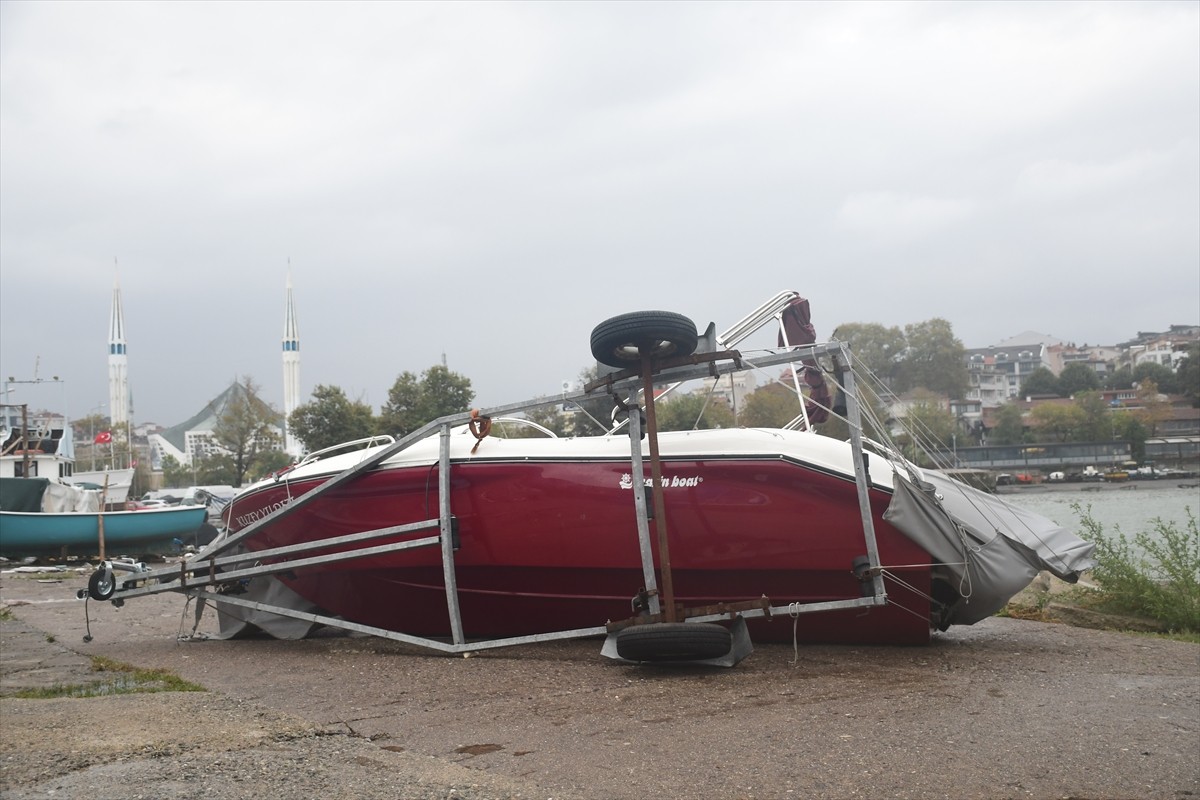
xmin=0 ymin=506 xmax=207 ymax=556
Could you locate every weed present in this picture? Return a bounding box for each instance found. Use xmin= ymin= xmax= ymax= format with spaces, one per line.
xmin=1075 ymin=503 xmax=1200 ymax=634
xmin=9 ymin=655 xmax=206 ymax=699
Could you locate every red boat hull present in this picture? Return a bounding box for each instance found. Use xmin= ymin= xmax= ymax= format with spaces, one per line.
xmin=226 ymin=455 xmax=934 ymax=644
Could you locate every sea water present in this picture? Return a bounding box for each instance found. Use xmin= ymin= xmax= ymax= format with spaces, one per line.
xmin=1002 ymin=483 xmax=1198 ymax=540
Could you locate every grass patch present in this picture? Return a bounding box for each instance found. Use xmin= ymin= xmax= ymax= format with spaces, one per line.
xmin=0 ymin=606 xmax=13 ymax=622
xmin=9 ymin=655 xmax=206 ymax=699
xmin=1075 ymin=503 xmax=1200 ymax=635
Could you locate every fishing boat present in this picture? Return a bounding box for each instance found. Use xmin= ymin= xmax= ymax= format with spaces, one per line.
xmin=90 ymin=294 xmax=1095 ymax=663
xmin=0 ymin=477 xmax=206 ymax=558
xmin=0 ymin=413 xmax=134 ymax=506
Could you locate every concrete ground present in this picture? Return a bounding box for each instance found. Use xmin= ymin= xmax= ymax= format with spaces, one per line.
xmin=1 ymin=568 xmax=1197 ymax=800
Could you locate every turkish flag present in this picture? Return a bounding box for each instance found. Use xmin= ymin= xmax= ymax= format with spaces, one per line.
xmin=94 ymin=431 xmax=112 ymax=444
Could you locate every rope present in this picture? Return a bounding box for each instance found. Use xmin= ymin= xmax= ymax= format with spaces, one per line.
xmin=788 ymin=602 xmax=802 ymax=667
xmin=468 ymin=409 xmax=492 ymax=454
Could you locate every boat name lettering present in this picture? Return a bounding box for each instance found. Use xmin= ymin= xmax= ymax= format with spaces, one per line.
xmin=234 ymin=497 xmax=292 ymax=527
xmin=619 ymin=473 xmax=703 ymax=489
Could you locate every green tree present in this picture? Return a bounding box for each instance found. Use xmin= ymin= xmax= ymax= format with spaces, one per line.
xmin=289 ymin=385 xmax=377 ymax=453
xmin=1177 ymin=344 xmax=1200 ymax=407
xmin=160 ymin=454 xmax=191 ymax=489
xmin=1133 ymin=380 xmax=1173 ymax=437
xmin=1058 ymin=363 xmax=1101 ymax=396
xmin=1019 ymin=367 xmax=1060 ymax=397
xmin=655 ymin=393 xmax=736 ymax=431
xmin=990 ymin=403 xmax=1026 ymax=445
xmin=1133 ymin=362 xmax=1178 ymax=394
xmin=1073 ymin=391 xmax=1113 ymax=442
xmin=893 ymin=319 xmax=968 ymax=399
xmin=831 ymin=322 xmax=906 ymax=385
xmin=1111 ymin=409 xmax=1149 ymax=463
xmin=195 ymin=453 xmax=237 ymax=486
xmin=1028 ymin=403 xmax=1084 ymax=443
xmin=247 ymin=449 xmax=294 ymax=482
xmin=378 ymin=364 xmax=475 ymax=437
xmin=1105 ymin=364 xmax=1134 ymax=390
xmin=896 ymin=390 xmax=957 ymax=462
xmin=211 ymin=378 xmax=283 ymax=488
xmin=739 ymin=382 xmax=801 ymax=428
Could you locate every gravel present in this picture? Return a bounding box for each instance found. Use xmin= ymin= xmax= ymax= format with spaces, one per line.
xmin=2 ymin=569 xmax=1197 ymax=799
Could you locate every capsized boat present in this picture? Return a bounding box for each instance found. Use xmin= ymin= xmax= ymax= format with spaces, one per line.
xmin=91 ymin=293 xmax=1095 ymax=660
xmin=0 ymin=477 xmax=206 ymax=558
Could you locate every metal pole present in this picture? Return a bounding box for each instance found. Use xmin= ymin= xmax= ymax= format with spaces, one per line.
xmin=625 ymin=391 xmax=661 ymax=616
xmin=640 ymin=358 xmax=676 ymax=622
xmin=439 ymin=423 xmax=465 ymax=645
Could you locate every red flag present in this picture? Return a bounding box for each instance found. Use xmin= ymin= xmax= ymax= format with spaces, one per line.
xmin=94 ymin=431 xmax=112 ymax=444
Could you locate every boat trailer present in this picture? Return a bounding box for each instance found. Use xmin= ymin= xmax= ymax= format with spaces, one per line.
xmin=83 ymin=295 xmax=890 ymax=666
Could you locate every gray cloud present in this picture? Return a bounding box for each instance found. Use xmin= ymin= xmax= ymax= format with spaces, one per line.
xmin=2 ymin=1 xmax=1196 ymax=424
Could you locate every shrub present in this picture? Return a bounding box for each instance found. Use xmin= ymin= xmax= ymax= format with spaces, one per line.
xmin=1076 ymin=503 xmax=1200 ymax=633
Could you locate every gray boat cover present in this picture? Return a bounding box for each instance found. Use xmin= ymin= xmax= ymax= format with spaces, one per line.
xmin=883 ymin=470 xmax=1097 ymax=625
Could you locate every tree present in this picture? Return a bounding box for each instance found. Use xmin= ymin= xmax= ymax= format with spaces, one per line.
xmin=1073 ymin=391 xmax=1112 ymax=442
xmin=1111 ymin=409 xmax=1149 ymax=463
xmin=896 ymin=390 xmax=957 ymax=462
xmin=1133 ymin=380 xmax=1173 ymax=437
xmin=655 ymin=392 xmax=735 ymax=431
xmin=1105 ymin=364 xmax=1134 ymax=391
xmin=739 ymin=382 xmax=801 ymax=428
xmin=1058 ymin=363 xmax=1101 ymax=396
xmin=160 ymin=454 xmax=191 ymax=489
xmin=247 ymin=449 xmax=294 ymax=482
xmin=289 ymin=385 xmax=377 ymax=453
xmin=1177 ymin=344 xmax=1200 ymax=407
xmin=211 ymin=378 xmax=283 ymax=488
xmin=990 ymin=403 xmax=1026 ymax=445
xmin=830 ymin=322 xmax=906 ymax=385
xmin=1019 ymin=367 xmax=1059 ymax=397
xmin=1028 ymin=403 xmax=1083 ymax=443
xmin=378 ymin=365 xmax=474 ymax=437
xmin=1133 ymin=362 xmax=1178 ymax=394
xmin=893 ymin=319 xmax=968 ymax=399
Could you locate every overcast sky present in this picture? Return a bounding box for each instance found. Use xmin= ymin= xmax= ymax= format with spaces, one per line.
xmin=1 ymin=1 xmax=1197 ymax=426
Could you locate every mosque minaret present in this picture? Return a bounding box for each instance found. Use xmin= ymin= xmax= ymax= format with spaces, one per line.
xmin=282 ymin=269 xmax=302 ymax=457
xmin=107 ymin=270 xmax=130 ymax=428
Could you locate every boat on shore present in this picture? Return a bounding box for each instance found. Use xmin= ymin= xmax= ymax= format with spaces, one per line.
xmin=0 ymin=414 xmax=134 ymax=506
xmin=91 ymin=294 xmax=1096 ymax=661
xmin=0 ymin=477 xmax=206 ymax=558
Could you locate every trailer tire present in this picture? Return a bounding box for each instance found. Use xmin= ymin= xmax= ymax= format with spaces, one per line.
xmin=590 ymin=311 xmax=698 ymax=369
xmin=88 ymin=567 xmax=116 ymax=601
xmin=615 ymin=622 xmax=732 ymax=662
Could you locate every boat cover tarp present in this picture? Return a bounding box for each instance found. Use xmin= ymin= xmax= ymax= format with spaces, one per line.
xmin=0 ymin=478 xmax=48 ymax=512
xmin=884 ymin=470 xmax=1097 ymax=625
xmin=42 ymin=481 xmax=101 ymax=513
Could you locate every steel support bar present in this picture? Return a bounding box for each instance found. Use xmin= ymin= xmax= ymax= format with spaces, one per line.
xmin=640 ymin=357 xmax=676 ymax=622
xmin=109 ymin=518 xmax=442 ymax=595
xmin=837 ymin=349 xmax=887 ymax=600
xmin=439 ymin=424 xmax=465 ymax=645
xmin=113 ymin=535 xmax=442 ymax=601
xmin=624 ymin=392 xmax=661 ymax=616
xmin=187 ymin=589 xmax=610 ymax=654
xmin=682 ymin=595 xmax=888 ymax=626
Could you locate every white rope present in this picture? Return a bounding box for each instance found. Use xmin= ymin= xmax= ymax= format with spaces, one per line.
xmin=787 ymin=602 xmax=802 ymax=667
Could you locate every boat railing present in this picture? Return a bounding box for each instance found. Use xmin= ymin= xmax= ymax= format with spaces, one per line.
xmin=294 ymin=434 xmax=397 ymax=468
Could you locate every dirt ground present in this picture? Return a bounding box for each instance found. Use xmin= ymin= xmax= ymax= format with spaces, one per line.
xmin=1 ymin=568 xmax=1197 ymax=800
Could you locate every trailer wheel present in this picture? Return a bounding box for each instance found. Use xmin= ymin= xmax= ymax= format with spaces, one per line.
xmin=88 ymin=566 xmax=116 ymax=601
xmin=590 ymin=311 xmax=698 ymax=369
xmin=615 ymin=622 xmax=732 ymax=662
